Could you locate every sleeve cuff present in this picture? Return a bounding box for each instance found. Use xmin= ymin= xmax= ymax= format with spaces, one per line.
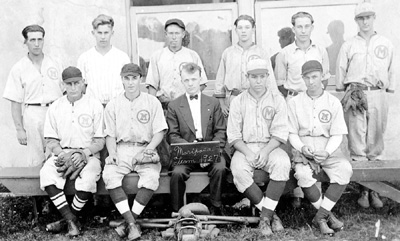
xmin=229 ymin=139 xmax=240 ymax=147
xmin=386 ymin=89 xmax=395 ymax=93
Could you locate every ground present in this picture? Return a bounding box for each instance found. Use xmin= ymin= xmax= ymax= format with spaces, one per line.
xmin=1 ymin=183 xmax=400 ymax=241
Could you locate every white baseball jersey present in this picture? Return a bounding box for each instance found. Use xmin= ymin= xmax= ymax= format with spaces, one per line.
xmin=77 ymin=46 xmax=130 ymax=104
xmin=145 ymin=47 xmax=208 ymax=101
xmin=274 ymin=42 xmax=330 ymax=92
xmin=104 ymin=92 xmax=167 ymax=143
xmin=44 ymin=95 xmax=105 ymax=149
xmin=287 ymin=91 xmax=348 ymax=139
xmin=227 ymin=90 xmax=288 ymax=146
xmin=3 ymin=55 xmax=63 ymax=104
xmin=336 ymin=34 xmax=395 ymax=92
xmin=214 ymin=44 xmax=278 ymax=98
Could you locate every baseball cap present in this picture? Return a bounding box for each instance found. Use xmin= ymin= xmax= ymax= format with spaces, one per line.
xmin=165 ymin=18 xmax=185 ymax=30
xmin=355 ymin=2 xmax=375 ymax=18
xmin=120 ymin=63 xmax=142 ymax=77
xmin=301 ymin=60 xmax=323 ymax=75
xmin=62 ymin=66 xmax=82 ymax=83
xmin=247 ymin=59 xmax=269 ymax=75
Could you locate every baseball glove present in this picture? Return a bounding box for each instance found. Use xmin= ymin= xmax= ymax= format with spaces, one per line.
xmin=55 ymin=149 xmax=87 ymax=180
xmin=292 ymin=149 xmax=321 ymax=174
xmin=341 ymin=83 xmax=368 ymax=116
xmin=133 ymin=149 xmax=160 ymax=165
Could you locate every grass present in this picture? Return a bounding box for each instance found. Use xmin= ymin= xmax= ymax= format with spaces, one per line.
xmin=1 ymin=183 xmax=400 ymax=241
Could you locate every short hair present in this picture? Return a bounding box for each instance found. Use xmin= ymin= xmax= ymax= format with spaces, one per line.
xmin=234 ymin=15 xmax=256 ymax=28
xmin=22 ymin=25 xmax=45 ymax=40
xmin=291 ymin=12 xmax=314 ymax=26
xmin=179 ymin=62 xmax=202 ymax=77
xmin=92 ymin=14 xmax=114 ymax=29
xmin=278 ymin=27 xmax=295 ymax=42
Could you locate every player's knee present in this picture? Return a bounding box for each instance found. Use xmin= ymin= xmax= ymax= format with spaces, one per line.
xmin=336 ymin=161 xmax=353 ymax=184
xmin=294 ymin=164 xmax=315 ymax=187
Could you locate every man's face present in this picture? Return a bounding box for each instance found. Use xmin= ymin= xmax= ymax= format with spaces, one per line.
xmin=302 ymin=70 xmax=322 ymax=92
xmin=293 ymin=17 xmax=314 ymax=43
xmin=92 ymin=24 xmax=113 ymax=48
xmin=64 ymin=79 xmax=84 ymax=101
xmin=25 ymin=32 xmax=44 ymax=56
xmin=181 ymin=70 xmax=201 ymax=96
xmin=247 ymin=72 xmax=268 ymax=93
xmin=235 ymin=20 xmax=254 ymax=42
xmin=165 ymin=24 xmax=184 ymax=49
xmin=355 ymin=14 xmax=375 ymax=33
xmin=122 ymin=74 xmax=141 ymax=95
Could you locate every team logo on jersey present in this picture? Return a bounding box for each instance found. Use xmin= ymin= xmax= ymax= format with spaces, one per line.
xmin=247 ymin=55 xmax=261 ymax=62
xmin=262 ymin=106 xmax=275 ymax=120
xmin=319 ymin=110 xmax=332 ymax=123
xmin=47 ymin=67 xmax=59 ymax=80
xmin=137 ymin=110 xmax=150 ymax=124
xmin=375 ymin=45 xmax=388 ymax=59
xmin=78 ymin=114 xmax=93 ymax=127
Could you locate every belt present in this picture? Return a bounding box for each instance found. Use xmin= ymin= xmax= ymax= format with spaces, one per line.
xmin=26 ymin=102 xmax=52 ymax=107
xmin=361 ymin=86 xmax=380 ymax=91
xmin=287 ymin=90 xmax=298 ymax=96
xmin=230 ymin=88 xmax=242 ymax=96
xmin=118 ymin=141 xmax=148 ymax=146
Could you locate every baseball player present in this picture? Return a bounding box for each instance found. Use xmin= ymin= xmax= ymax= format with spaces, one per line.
xmin=214 ymin=15 xmax=277 ymax=118
xmin=77 ymin=14 xmax=130 ymax=106
xmin=274 ymin=12 xmax=330 ymax=100
xmin=166 ymin=62 xmax=228 ymax=215
xmin=336 ymin=2 xmax=395 ymax=209
xmin=270 ymin=27 xmax=295 ymax=70
xmin=274 ymin=11 xmax=330 ymax=208
xmin=40 ymin=66 xmax=105 ymax=237
xmin=3 ymin=24 xmax=63 ymax=167
xmin=288 ymin=60 xmax=353 ymax=235
xmin=102 ymin=63 xmax=167 ymax=240
xmin=227 ymin=58 xmax=291 ymax=236
xmin=146 ymin=18 xmax=208 ymax=107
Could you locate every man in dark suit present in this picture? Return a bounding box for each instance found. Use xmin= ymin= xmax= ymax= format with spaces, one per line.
xmin=166 ymin=62 xmax=227 ymax=215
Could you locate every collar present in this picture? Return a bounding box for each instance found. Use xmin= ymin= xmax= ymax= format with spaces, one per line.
xmin=124 ymin=91 xmax=141 ymax=102
xmin=306 ymin=89 xmax=324 ymax=100
xmin=290 ymin=40 xmax=316 ymax=53
xmin=356 ymin=31 xmax=378 ymax=40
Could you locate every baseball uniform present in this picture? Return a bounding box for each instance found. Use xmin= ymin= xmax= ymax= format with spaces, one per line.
xmin=336 ymin=34 xmax=395 ymax=161
xmin=3 ymin=55 xmax=63 ymax=166
xmin=145 ymin=47 xmax=208 ymax=102
xmin=102 ymin=92 xmax=167 ymax=190
xmin=40 ymin=94 xmax=105 ymax=193
xmin=77 ymin=46 xmax=130 ymax=105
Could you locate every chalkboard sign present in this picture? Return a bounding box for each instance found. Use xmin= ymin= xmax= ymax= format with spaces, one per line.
xmin=170 ymin=141 xmax=221 ymax=166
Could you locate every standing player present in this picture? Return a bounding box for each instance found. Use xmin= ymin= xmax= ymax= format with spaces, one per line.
xmin=227 ymin=59 xmax=290 ymax=236
xmin=336 ymin=2 xmax=395 ymax=208
xmin=146 ymin=18 xmax=208 ymax=108
xmin=166 ymin=62 xmax=227 ymax=214
xmin=40 ymin=67 xmax=105 ymax=237
xmin=288 ymin=60 xmax=352 ymax=235
xmin=77 ymin=14 xmax=130 ymax=106
xmin=3 ymin=24 xmax=63 ymax=167
xmin=102 ymin=63 xmax=167 ymax=240
xmin=274 ymin=12 xmax=330 ymax=100
xmin=214 ymin=15 xmax=277 ymax=118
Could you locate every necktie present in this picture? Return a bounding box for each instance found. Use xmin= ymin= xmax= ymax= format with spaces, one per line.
xmin=189 ymin=94 xmax=198 ymax=100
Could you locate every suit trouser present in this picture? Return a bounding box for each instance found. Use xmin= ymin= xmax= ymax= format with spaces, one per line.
xmin=170 ymin=155 xmax=227 ymax=211
xmin=345 ymin=89 xmax=388 ymax=161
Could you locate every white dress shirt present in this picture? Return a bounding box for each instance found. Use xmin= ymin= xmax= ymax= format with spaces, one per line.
xmin=186 ymin=92 xmax=203 ymax=139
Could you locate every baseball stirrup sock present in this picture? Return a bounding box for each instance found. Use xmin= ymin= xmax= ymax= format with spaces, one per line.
xmin=244 ymin=183 xmax=264 ymax=209
xmin=132 ymin=188 xmax=153 ymax=218
xmin=46 ymin=186 xmax=75 ymax=221
xmin=325 ymin=183 xmax=346 ymax=203
xmin=311 ymin=196 xmax=323 ymax=209
xmin=109 ymin=187 xmax=135 ymax=223
xmin=265 ymin=180 xmax=286 ymax=201
xmin=302 ymin=184 xmax=321 ymax=203
xmin=320 ymin=197 xmax=336 ymax=212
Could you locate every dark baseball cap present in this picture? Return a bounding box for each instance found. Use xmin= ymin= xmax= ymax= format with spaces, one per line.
xmin=165 ymin=18 xmax=185 ymax=30
xmin=62 ymin=66 xmax=82 ymax=83
xmin=120 ymin=63 xmax=142 ymax=77
xmin=302 ymin=60 xmax=323 ymax=75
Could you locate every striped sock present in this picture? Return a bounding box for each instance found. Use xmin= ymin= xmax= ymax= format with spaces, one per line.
xmin=71 ymin=195 xmax=87 ymax=214
xmin=45 ymin=185 xmax=75 ymax=221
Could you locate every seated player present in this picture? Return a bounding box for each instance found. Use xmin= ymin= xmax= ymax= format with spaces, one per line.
xmin=102 ymin=63 xmax=167 ymax=240
xmin=287 ymin=60 xmax=353 ymax=234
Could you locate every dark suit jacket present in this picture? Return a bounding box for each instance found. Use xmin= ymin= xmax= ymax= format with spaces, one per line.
xmin=166 ymin=93 xmax=226 ymax=148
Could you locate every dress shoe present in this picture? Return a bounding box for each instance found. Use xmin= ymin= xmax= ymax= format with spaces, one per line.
xmin=127 ymin=223 xmax=141 ymax=241
xmin=66 ymin=219 xmax=80 ymax=237
xmin=115 ymin=222 xmax=128 ymax=238
xmin=312 ymin=216 xmax=334 ymax=235
xmin=46 ymin=219 xmax=66 ymax=233
xmin=258 ymin=217 xmax=273 ymax=236
xmin=357 ymin=190 xmax=370 ymax=208
xmin=291 ymin=197 xmax=302 ymax=209
xmin=327 ymin=212 xmax=343 ymax=231
xmin=271 ymin=213 xmax=284 ymax=232
xmin=370 ymin=191 xmax=383 ymax=208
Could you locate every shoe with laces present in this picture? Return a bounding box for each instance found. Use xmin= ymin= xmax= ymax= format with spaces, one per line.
xmin=357 ymin=190 xmax=370 ymax=208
